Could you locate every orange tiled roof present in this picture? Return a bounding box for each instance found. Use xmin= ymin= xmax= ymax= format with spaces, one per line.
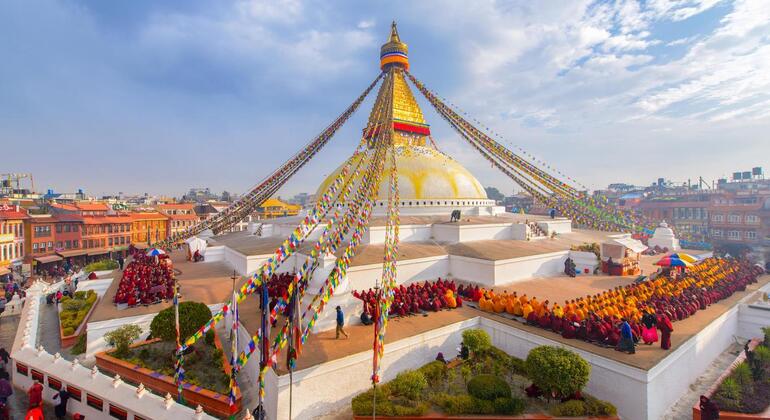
xmin=74 ymin=202 xmax=110 ymax=211
xmin=167 ymin=213 xmax=198 ymax=221
xmin=158 ymin=203 xmax=195 ymax=210
xmin=0 ymin=205 xmax=29 ymax=220
xmin=82 ymin=215 xmax=132 ymax=224
xmin=50 ymin=203 xmax=78 ymax=211
xmin=130 ymin=212 xmax=168 ymax=221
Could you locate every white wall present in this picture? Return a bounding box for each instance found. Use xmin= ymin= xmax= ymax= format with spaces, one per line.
xmin=271 ymin=317 xmax=478 ymax=420
xmin=738 ymin=304 xmax=770 ymax=339
xmin=458 ymin=224 xmax=511 ymax=242
xmin=76 ymin=278 xmax=114 ymax=297
xmin=492 ymin=251 xmax=569 ymax=285
xmin=537 ymin=219 xmax=572 ymax=235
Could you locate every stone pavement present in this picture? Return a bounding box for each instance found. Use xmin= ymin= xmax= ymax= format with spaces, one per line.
xmin=37 ymin=300 xmax=77 ymax=362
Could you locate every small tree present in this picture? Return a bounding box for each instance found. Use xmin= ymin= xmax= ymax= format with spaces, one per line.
xmin=105 ymin=324 xmax=142 ymax=358
xmin=150 ymin=301 xmax=212 ymax=343
xmin=462 ymin=329 xmax=492 ymax=356
xmin=525 ymin=346 xmax=590 ymax=398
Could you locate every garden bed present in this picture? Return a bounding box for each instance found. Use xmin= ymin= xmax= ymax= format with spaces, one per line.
xmin=351 ymin=329 xmax=617 ymax=419
xmin=693 ymin=335 xmax=770 ymax=419
xmin=95 ymin=331 xmax=240 ymax=418
xmin=85 ymin=259 xmax=118 ymax=273
xmin=58 ymin=290 xmax=99 ymax=348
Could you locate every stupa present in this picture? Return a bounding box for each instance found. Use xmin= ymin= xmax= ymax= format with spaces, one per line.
xmin=317 ymin=22 xmax=500 ymax=217
xmin=648 ymin=221 xmax=680 ymax=251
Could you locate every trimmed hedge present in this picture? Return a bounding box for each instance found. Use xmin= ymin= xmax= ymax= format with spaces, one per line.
xmin=467 ymin=375 xmax=511 ymax=400
xmin=150 ymin=301 xmax=212 ymax=343
xmin=551 ymin=396 xmax=617 ymax=417
xmin=418 ymin=360 xmax=448 ymax=384
xmin=59 ymin=289 xmax=97 ymax=334
xmin=85 ymin=259 xmax=118 ymax=273
xmin=351 ymin=386 xmax=428 ymax=416
xmin=433 ymin=393 xmax=524 ymax=415
xmin=551 ymin=399 xmax=586 ymax=417
xmin=462 ymin=329 xmax=491 ymax=354
xmin=389 ymin=370 xmax=427 ymax=400
xmin=526 ymin=345 xmax=590 ymax=398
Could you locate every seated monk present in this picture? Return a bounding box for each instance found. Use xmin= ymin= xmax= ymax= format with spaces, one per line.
xmin=513 ymin=299 xmax=524 ymax=316
xmin=522 ymin=301 xmax=534 ymax=319
xmin=493 ymin=297 xmax=506 ymax=313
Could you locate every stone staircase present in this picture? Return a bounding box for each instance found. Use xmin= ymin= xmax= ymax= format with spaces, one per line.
xmin=527 ymin=222 xmax=547 ymax=239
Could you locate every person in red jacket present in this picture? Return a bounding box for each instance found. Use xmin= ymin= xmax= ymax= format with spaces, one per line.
xmin=27 ymin=381 xmax=43 ymax=409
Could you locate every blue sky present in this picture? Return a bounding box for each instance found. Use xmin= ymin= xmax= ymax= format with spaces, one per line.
xmin=2 ymin=0 xmax=769 ymax=198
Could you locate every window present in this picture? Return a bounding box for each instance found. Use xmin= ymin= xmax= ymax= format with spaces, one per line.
xmin=109 ymin=238 xmax=113 ymax=246
xmin=56 ymin=242 xmax=62 ymax=249
xmin=109 ymin=404 xmax=128 ymax=420
xmin=64 ymin=224 xmax=71 ymax=232
xmin=48 ymin=376 xmax=62 ymax=390
xmin=66 ymin=385 xmax=81 ymax=401
xmin=711 ymin=229 xmax=723 ymax=238
xmin=15 ymin=362 xmax=28 ymax=376
xmin=746 ymin=215 xmax=760 ymax=224
xmin=73 ymin=240 xmax=79 ymax=248
xmin=86 ymin=394 xmax=103 ymax=411
xmin=33 ymin=243 xmax=38 ymax=251
xmin=65 ymin=240 xmax=71 ymax=249
xmin=728 ymin=230 xmax=741 ymax=240
xmin=31 ymin=369 xmax=44 ymax=382
xmin=47 ymin=241 xmax=53 ymax=249
xmin=56 ymin=224 xmax=62 ymax=233
xmin=728 ymin=214 xmax=741 ymax=224
xmin=712 ymin=214 xmax=724 ymax=222
xmin=746 ymin=231 xmax=757 ymax=239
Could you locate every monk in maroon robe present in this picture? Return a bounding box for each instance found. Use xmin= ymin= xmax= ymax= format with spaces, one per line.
xmin=658 ymin=312 xmax=674 ymax=350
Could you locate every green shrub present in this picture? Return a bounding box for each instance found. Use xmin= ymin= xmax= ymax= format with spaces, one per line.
xmin=752 ymin=345 xmax=770 ymax=379
xmin=762 ymin=327 xmax=770 ymax=348
xmin=150 ymin=301 xmax=212 ymax=343
xmin=551 ymin=399 xmax=587 ymax=417
xmin=389 ymin=370 xmax=427 ymax=400
xmin=85 ymin=259 xmax=118 ymax=273
xmin=526 ymin=346 xmax=590 ymax=398
xmin=467 ymin=374 xmax=511 ymax=400
xmin=733 ymin=362 xmax=754 ymax=389
xmin=440 ymin=395 xmax=477 ymax=415
xmin=74 ymin=291 xmax=87 ymax=299
xmin=493 ymin=396 xmax=526 ymax=415
xmin=584 ymin=395 xmax=618 ymax=416
xmin=509 ymin=355 xmax=527 ymax=376
xmin=62 ymin=299 xmax=87 ymax=312
xmin=62 ymin=327 xmax=75 ymax=336
xmin=71 ymin=333 xmax=87 ymax=355
xmin=462 ymin=329 xmax=492 ymax=355
xmin=351 ymin=386 xmax=391 ymax=416
xmin=714 ymin=377 xmax=742 ymax=412
xmin=105 ymin=324 xmax=142 ymax=358
xmin=419 ymin=361 xmax=448 ymax=385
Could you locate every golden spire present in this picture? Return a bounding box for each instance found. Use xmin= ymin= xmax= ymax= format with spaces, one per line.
xmin=380 ymin=21 xmax=409 ymax=71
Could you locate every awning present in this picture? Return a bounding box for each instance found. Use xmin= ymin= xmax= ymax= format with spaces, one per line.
xmin=57 ymin=249 xmax=89 ymax=258
xmin=0 ymin=267 xmax=10 ymax=276
xmin=35 ymin=255 xmax=63 ymax=264
xmin=132 ymin=242 xmax=149 ymax=249
xmin=609 ymin=237 xmax=648 ymax=254
xmin=87 ymin=248 xmax=110 ymax=256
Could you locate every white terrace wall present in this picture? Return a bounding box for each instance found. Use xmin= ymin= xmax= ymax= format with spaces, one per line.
xmin=738 ymin=303 xmax=770 ymax=339
xmin=270 ymin=317 xmax=479 ymax=420
xmin=11 ymin=282 xmax=215 ymax=420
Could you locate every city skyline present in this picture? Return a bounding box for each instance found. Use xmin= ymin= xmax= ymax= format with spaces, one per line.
xmin=2 ymin=0 xmax=769 ymax=197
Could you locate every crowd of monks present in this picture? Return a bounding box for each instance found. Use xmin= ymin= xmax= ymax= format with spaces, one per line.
xmin=353 ymin=278 xmax=461 ymax=317
xmin=465 ymin=257 xmax=762 ymax=352
xmin=113 ymin=252 xmax=175 ymax=306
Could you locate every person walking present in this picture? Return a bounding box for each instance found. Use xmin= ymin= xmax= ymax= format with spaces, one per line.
xmin=27 ymin=381 xmax=43 ymax=410
xmin=0 ymin=373 xmax=13 ymax=420
xmin=53 ymin=388 xmax=71 ymax=420
xmin=335 ymin=306 xmax=349 ymax=339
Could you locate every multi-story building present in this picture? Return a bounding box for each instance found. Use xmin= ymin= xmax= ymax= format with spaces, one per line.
xmin=130 ymin=212 xmax=169 ymax=246
xmin=707 ymin=190 xmax=770 ymax=256
xmin=81 ymin=215 xmax=133 ymax=259
xmin=157 ymin=203 xmax=198 ymax=238
xmin=256 ymin=198 xmax=301 ymax=219
xmin=24 ymin=213 xmax=87 ymax=270
xmin=634 ymin=192 xmax=712 ymax=241
xmin=0 ymin=204 xmax=28 ymax=276
xmin=50 ymin=201 xmax=110 ymax=216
